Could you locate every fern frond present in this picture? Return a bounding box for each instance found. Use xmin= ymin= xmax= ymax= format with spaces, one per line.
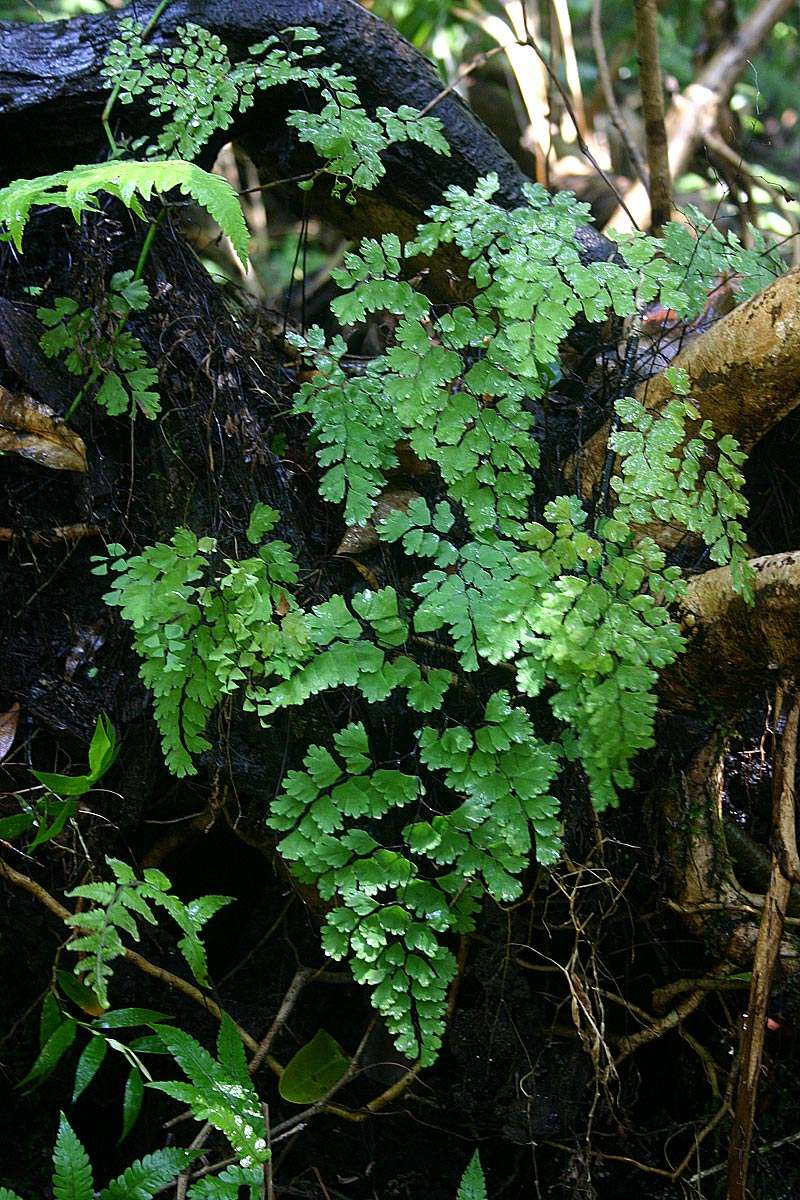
xmin=187 ymin=1164 xmax=263 ymax=1199
xmin=99 ymin=1148 xmax=196 ymax=1200
xmin=457 ymin=1151 xmax=487 ymax=1200
xmin=151 ymin=1018 xmax=268 ymax=1168
xmin=0 ymin=160 xmax=249 ymax=265
xmin=65 ymin=858 xmax=232 ymax=1008
xmin=52 ymin=1115 xmax=94 ymax=1200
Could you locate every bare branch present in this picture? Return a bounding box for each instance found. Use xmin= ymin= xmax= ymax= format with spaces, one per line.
xmin=605 ymin=0 xmax=794 ymax=232
xmin=632 ymin=0 xmax=671 ymax=231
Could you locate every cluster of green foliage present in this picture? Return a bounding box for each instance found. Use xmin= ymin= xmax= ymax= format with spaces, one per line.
xmin=103 ymin=20 xmax=448 ymax=196
xmin=0 ymin=714 xmax=119 ymax=849
xmin=0 ymin=158 xmax=251 ymax=264
xmin=19 ymin=910 xmax=269 ymax=1193
xmin=0 ymin=21 xmax=446 ymax=423
xmin=10 ymin=1012 xmax=270 ymax=1197
xmin=151 ymin=1015 xmax=268 ymax=1174
xmin=96 ymin=168 xmax=761 ymax=1061
xmin=27 ymin=998 xmax=171 ymax=1143
xmin=0 ymin=2 xmax=773 ymax=1115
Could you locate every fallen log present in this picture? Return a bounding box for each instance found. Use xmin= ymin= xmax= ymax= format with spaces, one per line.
xmin=0 ymin=0 xmax=613 ymax=267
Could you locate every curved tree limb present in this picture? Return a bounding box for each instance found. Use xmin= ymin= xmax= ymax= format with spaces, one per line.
xmin=666 ymin=551 xmax=800 ymax=710
xmin=0 ymin=0 xmax=611 ymax=268
xmin=604 ymin=0 xmax=794 ymax=232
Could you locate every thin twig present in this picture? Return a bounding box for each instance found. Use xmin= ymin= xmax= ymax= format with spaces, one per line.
xmin=520 ymin=28 xmax=640 ymax=228
xmin=0 ymin=524 xmax=103 ymax=545
xmin=249 ymin=966 xmax=314 ymax=1075
xmin=591 ymin=0 xmax=649 ymax=187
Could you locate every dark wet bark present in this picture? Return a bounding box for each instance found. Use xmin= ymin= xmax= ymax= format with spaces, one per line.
xmin=0 ymin=0 xmax=612 ymax=266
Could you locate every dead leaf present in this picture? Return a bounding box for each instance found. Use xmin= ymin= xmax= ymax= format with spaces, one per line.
xmin=336 ymin=487 xmax=421 ymax=555
xmin=0 ymin=385 xmax=87 ymax=472
xmin=349 ymin=560 xmax=381 ymax=591
xmin=0 ymin=703 xmax=20 ymax=763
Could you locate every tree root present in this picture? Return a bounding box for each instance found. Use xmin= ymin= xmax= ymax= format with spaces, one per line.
xmin=727 ymin=687 xmax=800 ymax=1200
xmin=666 ymin=551 xmax=800 ymax=711
xmin=573 ymin=268 xmax=800 ymax=546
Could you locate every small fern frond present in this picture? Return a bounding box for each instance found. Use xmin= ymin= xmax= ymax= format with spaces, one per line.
xmin=99 ymin=1147 xmax=196 ymax=1200
xmin=52 ymin=1114 xmax=94 ymax=1200
xmin=65 ymin=857 xmax=232 ymax=1008
xmin=0 ymin=160 xmax=249 ymax=265
xmin=456 ymin=1151 xmax=487 ymax=1200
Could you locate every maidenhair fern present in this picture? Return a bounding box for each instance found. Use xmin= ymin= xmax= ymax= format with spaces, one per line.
xmin=38 ymin=270 xmax=160 ymax=418
xmin=270 ymin=700 xmax=559 ymax=1061
xmin=92 ymin=505 xmax=302 ymax=776
xmin=65 ymin=857 xmax=231 ymax=1007
xmin=94 ymin=160 xmax=759 ymax=1059
xmin=102 ymin=20 xmax=448 ymax=198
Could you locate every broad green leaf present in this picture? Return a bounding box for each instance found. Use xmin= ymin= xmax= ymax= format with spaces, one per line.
xmin=279 ymin=1030 xmax=350 ymax=1103
xmin=118 ymin=1067 xmax=144 ymax=1144
xmin=72 ymin=1036 xmax=108 ymax=1102
xmin=40 ymin=992 xmax=62 ymax=1048
xmin=19 ymin=1018 xmax=77 ymax=1088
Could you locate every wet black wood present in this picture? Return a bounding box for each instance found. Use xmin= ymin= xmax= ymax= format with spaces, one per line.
xmin=0 ymin=0 xmax=612 ymax=263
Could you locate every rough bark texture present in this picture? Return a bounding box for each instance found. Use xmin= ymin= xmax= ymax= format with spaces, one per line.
xmin=0 ymin=0 xmax=613 ymax=269
xmin=632 ymin=0 xmax=671 ymax=231
xmin=665 ymin=551 xmax=800 ymax=710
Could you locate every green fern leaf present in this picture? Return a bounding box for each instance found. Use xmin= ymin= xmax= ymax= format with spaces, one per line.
xmin=52 ymin=1115 xmax=94 ymax=1200
xmin=0 ymin=160 xmax=249 ymax=265
xmin=457 ymin=1151 xmax=487 ymax=1200
xmin=66 ymin=858 xmax=231 ymax=1008
xmin=151 ymin=1022 xmax=268 ymax=1167
xmin=187 ymin=1164 xmax=263 ymax=1199
xmin=99 ymin=1148 xmax=196 ymax=1200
